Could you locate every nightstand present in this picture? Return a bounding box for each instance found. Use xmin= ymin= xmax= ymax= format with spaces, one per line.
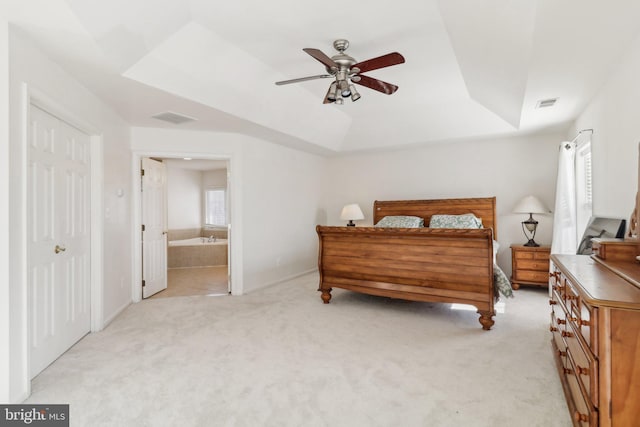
xmin=510 ymin=244 xmax=551 ymax=289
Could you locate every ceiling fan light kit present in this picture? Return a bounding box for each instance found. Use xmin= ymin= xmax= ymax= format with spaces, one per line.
xmin=275 ymin=39 xmax=405 ymax=104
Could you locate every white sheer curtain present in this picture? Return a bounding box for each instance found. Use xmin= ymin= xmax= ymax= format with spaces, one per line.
xmin=551 ymin=143 xmax=577 ymax=255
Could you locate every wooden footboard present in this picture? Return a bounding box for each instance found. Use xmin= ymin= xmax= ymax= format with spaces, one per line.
xmin=316 ymin=226 xmax=496 ymax=330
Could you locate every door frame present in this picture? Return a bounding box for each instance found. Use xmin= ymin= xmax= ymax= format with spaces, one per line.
xmin=131 ymin=152 xmax=242 ymax=302
xmin=20 ymin=84 xmax=104 ymax=393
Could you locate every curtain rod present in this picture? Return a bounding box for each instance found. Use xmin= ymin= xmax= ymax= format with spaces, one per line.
xmin=570 ymin=128 xmax=593 ymax=143
xmin=563 ymin=129 xmax=593 ymax=150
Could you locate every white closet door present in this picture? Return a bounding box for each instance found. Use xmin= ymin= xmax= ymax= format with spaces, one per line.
xmin=28 ymin=105 xmax=91 ymax=378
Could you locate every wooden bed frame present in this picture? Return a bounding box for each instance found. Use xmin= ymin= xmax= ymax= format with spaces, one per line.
xmin=316 ymin=197 xmax=498 ymax=330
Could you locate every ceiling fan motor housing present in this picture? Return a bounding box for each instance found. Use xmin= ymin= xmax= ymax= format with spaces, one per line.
xmin=329 ymin=40 xmax=357 ymax=76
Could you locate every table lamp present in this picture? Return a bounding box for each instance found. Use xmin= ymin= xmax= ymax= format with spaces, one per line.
xmin=513 ymin=195 xmax=550 ymax=247
xmin=340 ymin=203 xmax=364 ymax=226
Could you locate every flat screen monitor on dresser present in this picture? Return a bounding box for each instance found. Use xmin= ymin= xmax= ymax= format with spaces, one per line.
xmin=577 ymin=216 xmax=626 ymax=255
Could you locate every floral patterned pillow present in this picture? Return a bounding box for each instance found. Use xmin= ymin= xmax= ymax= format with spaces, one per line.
xmin=375 ymin=216 xmax=424 ymax=228
xmin=429 ymin=214 xmax=483 ymax=229
xmin=494 ymin=264 xmax=513 ymax=298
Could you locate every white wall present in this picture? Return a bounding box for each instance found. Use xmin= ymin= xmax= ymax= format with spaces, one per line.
xmin=3 ymin=29 xmax=132 ymax=402
xmin=202 ymin=169 xmax=227 ymax=189
xmin=572 ymin=31 xmax=640 ymax=221
xmin=0 ymin=16 xmax=11 ymax=404
xmin=323 ymin=133 xmax=564 ymax=275
xmin=131 ymin=128 xmax=325 ymax=294
xmin=241 ymin=135 xmax=325 ymax=288
xmin=166 ymin=165 xmax=202 ymax=229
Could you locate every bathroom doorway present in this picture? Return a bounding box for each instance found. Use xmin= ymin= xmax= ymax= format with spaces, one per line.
xmin=144 ymin=157 xmax=231 ymax=299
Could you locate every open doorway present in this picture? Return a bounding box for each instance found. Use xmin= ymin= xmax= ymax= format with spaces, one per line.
xmin=139 ymin=157 xmax=231 ymax=299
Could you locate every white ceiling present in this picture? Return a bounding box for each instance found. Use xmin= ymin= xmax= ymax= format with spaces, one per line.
xmin=5 ymin=0 xmax=640 ymax=154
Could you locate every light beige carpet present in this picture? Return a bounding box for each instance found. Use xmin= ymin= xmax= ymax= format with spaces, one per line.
xmin=26 ymin=273 xmax=571 ymax=427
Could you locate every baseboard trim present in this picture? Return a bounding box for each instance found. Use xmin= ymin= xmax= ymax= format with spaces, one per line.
xmin=102 ymin=300 xmax=131 ymax=329
xmin=257 ymin=268 xmax=318 ymax=291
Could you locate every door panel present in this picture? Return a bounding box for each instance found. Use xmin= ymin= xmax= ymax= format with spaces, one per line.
xmin=141 ymin=158 xmax=168 ymax=298
xmin=28 ymin=106 xmax=91 ymax=378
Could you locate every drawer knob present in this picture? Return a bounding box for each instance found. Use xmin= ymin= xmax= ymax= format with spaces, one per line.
xmin=561 ymin=331 xmax=573 ymax=338
xmin=557 ymin=318 xmax=566 ymax=325
xmin=580 ymin=319 xmax=590 ymax=327
xmin=549 ymin=325 xmax=558 ymax=332
xmin=566 ymin=295 xmax=577 ymax=301
xmin=549 ymin=300 xmax=557 ymax=305
xmin=574 ymin=411 xmax=588 ymax=422
xmin=563 ymin=367 xmax=574 ymax=375
xmin=556 ymin=349 xmax=566 ymax=357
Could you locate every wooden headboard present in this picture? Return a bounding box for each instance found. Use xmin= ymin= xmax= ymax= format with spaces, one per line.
xmin=373 ymin=197 xmax=497 ymax=239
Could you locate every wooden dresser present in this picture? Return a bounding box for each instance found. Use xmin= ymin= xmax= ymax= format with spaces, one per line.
xmin=550 ymin=240 xmax=640 ymax=426
xmin=511 ymin=244 xmax=551 ymax=289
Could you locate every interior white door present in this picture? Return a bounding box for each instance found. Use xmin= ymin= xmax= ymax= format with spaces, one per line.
xmin=226 ymin=167 xmax=232 ymax=294
xmin=28 ymin=105 xmax=91 ymax=378
xmin=141 ymin=158 xmax=168 ymax=298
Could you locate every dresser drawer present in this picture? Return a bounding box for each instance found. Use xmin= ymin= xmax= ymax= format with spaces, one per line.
xmin=514 ymin=249 xmax=550 ymax=259
xmin=565 ymin=353 xmax=598 ymax=427
xmin=514 ymin=270 xmax=549 ymax=283
xmin=591 ymin=238 xmax=640 ymax=261
xmin=533 ymin=251 xmax=550 ymax=261
xmin=514 ymin=250 xmax=534 ymax=260
xmin=550 ymin=291 xmax=568 ymax=359
xmin=515 ymin=259 xmax=549 ymax=271
xmin=550 ymin=271 xmax=567 ymax=298
xmin=565 ymin=280 xmax=598 ymax=352
xmin=565 ymin=322 xmax=598 ymax=407
xmin=574 ymin=302 xmax=597 ymax=352
xmin=550 ymin=312 xmax=567 ymax=357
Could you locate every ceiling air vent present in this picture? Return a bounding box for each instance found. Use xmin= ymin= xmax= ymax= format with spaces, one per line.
xmin=535 ymin=98 xmax=558 ymax=109
xmin=151 ymin=111 xmax=197 ymax=125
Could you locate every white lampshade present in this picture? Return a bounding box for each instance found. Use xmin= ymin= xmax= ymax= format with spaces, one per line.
xmin=512 ymin=196 xmax=551 ymax=214
xmin=340 ymin=203 xmax=364 ymax=221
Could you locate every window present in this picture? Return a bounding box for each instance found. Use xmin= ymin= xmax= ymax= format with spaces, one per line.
xmin=204 ymin=188 xmax=227 ymax=226
xmin=575 ymin=141 xmax=593 ymax=240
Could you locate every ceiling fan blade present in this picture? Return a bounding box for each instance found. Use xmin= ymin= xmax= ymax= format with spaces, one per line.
xmin=352 ymin=52 xmax=405 ymax=74
xmin=303 ymin=48 xmax=338 ymax=71
xmin=353 ymin=74 xmax=398 ymax=95
xmin=323 ymin=85 xmax=334 ymax=104
xmin=275 ymin=74 xmax=333 ymax=85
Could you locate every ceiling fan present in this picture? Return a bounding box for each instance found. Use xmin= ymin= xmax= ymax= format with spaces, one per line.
xmin=275 ymin=39 xmax=405 ymax=104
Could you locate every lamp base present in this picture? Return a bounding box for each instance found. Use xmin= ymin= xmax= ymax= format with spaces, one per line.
xmin=521 ymin=215 xmax=540 ymax=248
xmin=346 ymin=220 xmax=356 ymax=227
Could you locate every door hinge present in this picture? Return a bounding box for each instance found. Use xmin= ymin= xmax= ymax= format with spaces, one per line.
xmin=142 ymin=224 xmax=145 ymax=232
xmin=142 ymin=280 xmax=146 ymax=287
xmin=141 ymin=169 xmax=145 ymax=176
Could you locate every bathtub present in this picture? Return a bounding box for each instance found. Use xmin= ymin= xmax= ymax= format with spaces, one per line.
xmin=167 ymin=237 xmax=228 ymax=268
xmin=168 ymin=237 xmax=228 ymax=247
